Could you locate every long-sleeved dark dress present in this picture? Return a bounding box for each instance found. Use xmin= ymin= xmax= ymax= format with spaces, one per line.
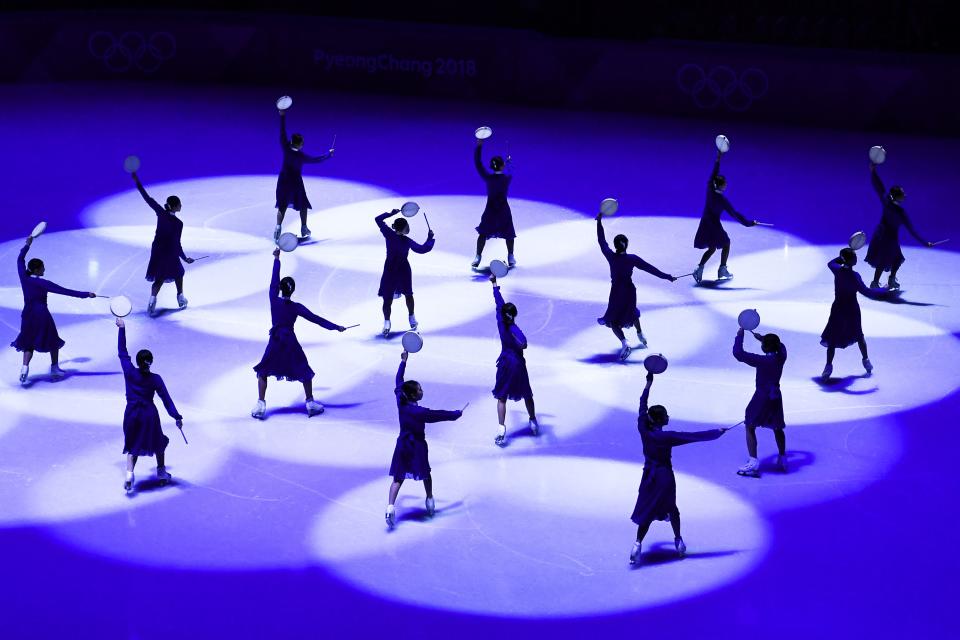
xmin=491 ymin=285 xmax=532 ymax=401
xmin=10 ymin=244 xmax=89 ymax=353
xmin=733 ymin=330 xmax=786 ymax=429
xmin=474 ymin=146 xmax=515 ymax=240
xmin=376 ymin=212 xmax=435 ymax=298
xmin=253 ymin=257 xmax=342 ymax=382
xmin=137 ymin=182 xmax=186 ymax=283
xmin=820 ymin=258 xmax=881 ymax=349
xmin=865 ymin=168 xmax=928 ymax=272
xmin=275 ymin=113 xmax=331 ymax=211
xmin=694 ymin=157 xmax=752 ymax=250
xmin=119 ymin=327 xmax=181 ymax=457
xmin=389 ymin=360 xmax=461 ymax=480
xmin=596 ymin=219 xmax=672 ymax=328
xmin=631 ymin=384 xmax=722 ymax=526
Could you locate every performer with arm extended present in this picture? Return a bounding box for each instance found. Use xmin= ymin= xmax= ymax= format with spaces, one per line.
xmin=733 ymin=326 xmax=787 ymax=477
xmin=385 ymin=349 xmax=464 ymax=529
xmin=471 ymin=137 xmax=516 ymax=268
xmin=489 ymin=274 xmax=537 ymax=447
xmin=274 ymin=107 xmax=334 ymax=241
xmin=376 ymin=208 xmax=436 ymax=336
xmin=596 ymin=213 xmax=676 ymax=360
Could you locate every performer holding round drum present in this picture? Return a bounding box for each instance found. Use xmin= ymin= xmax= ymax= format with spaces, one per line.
xmin=375 ymin=208 xmax=435 ymax=337
xmin=488 ymin=274 xmax=537 ymax=447
xmin=471 ymin=128 xmax=517 ymax=269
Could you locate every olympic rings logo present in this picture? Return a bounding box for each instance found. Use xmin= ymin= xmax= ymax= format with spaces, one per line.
xmin=88 ymin=31 xmax=177 ymax=73
xmin=676 ymin=64 xmax=768 ymax=112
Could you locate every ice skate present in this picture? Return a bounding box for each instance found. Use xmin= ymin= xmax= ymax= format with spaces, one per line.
xmin=381 ymin=319 xmax=391 ymax=337
xmin=471 ymin=255 xmax=481 ymax=269
xmin=147 ymin=295 xmax=158 ymax=317
xmin=300 ymin=225 xmax=311 ymax=239
xmin=124 ymin=472 xmax=135 ymax=493
xmin=718 ymin=264 xmax=733 ymax=280
xmin=306 ymin=399 xmax=325 ymax=417
xmin=637 ymin=331 xmax=648 ymax=348
xmin=408 ymin=314 xmax=418 ymax=331
xmin=529 ymin=416 xmax=539 ymax=436
xmin=251 ymin=399 xmax=266 ymax=419
xmin=675 ymin=536 xmax=687 ymax=558
xmin=618 ymin=344 xmax=632 ymax=361
xmin=495 ymin=425 xmax=507 ymax=447
xmin=692 ymin=263 xmax=704 ymax=284
xmin=50 ymin=365 xmax=65 ymax=379
xmin=507 ymin=253 xmax=516 ymax=268
xmin=869 ymin=280 xmax=881 ymax=289
xmin=887 ymin=276 xmax=900 ymax=291
xmin=737 ymin=457 xmax=760 ymax=478
xmin=273 ymin=225 xmax=282 ymax=242
xmin=629 ymin=541 xmax=642 ymax=565
xmin=19 ymin=365 xmax=29 ymax=386
xmin=385 ymin=505 xmax=396 ymax=530
xmin=821 ymin=363 xmax=833 ymax=380
xmin=177 ymin=293 xmax=188 ymax=309
xmin=863 ymin=357 xmax=873 ymax=375
xmin=425 ymin=497 xmax=435 ymax=517
xmin=156 ymin=467 xmax=172 ymax=485
xmin=776 ymin=454 xmax=788 ymax=472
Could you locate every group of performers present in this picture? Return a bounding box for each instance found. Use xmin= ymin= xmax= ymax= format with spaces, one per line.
xmin=7 ymin=112 xmax=944 ymax=563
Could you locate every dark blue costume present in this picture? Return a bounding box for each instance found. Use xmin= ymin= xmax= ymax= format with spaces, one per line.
xmin=119 ymin=327 xmax=181 ymax=457
xmin=275 ymin=113 xmax=331 ymax=211
xmin=491 ymin=285 xmax=532 ymax=401
xmin=389 ymin=360 xmax=461 ymax=481
xmin=375 ymin=212 xmax=435 ymax=298
xmin=596 ymin=219 xmax=672 ymax=328
xmin=474 ymin=146 xmax=515 ymax=239
xmin=137 ymin=182 xmax=186 ymax=283
xmin=253 ymin=256 xmax=342 ymax=382
xmin=820 ymin=258 xmax=881 ymax=349
xmin=865 ymin=168 xmax=928 ymax=272
xmin=733 ymin=330 xmax=786 ymax=430
xmin=694 ymin=157 xmax=753 ymax=249
xmin=11 ymin=244 xmax=90 ymax=353
xmin=631 ymin=385 xmax=722 ymax=526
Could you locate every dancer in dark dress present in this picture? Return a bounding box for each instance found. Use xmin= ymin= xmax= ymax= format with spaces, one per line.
xmin=865 ymin=162 xmax=934 ymax=291
xmin=132 ymin=171 xmax=195 ymax=317
xmin=11 ymin=235 xmax=96 ymax=385
xmin=820 ymin=248 xmax=885 ymax=380
xmin=596 ymin=213 xmax=676 ymax=360
xmin=251 ymin=249 xmax=346 ymax=419
xmin=472 ymin=137 xmax=516 ymax=268
xmin=375 ymin=209 xmax=435 ymax=336
xmin=692 ymin=149 xmax=758 ymax=283
xmin=116 ymin=318 xmax=184 ymax=493
xmin=629 ymin=371 xmax=732 ymax=565
xmin=274 ymin=107 xmax=334 ymax=241
xmin=489 ymin=275 xmax=537 ymax=446
xmin=733 ymin=327 xmax=787 ymax=477
xmin=385 ymin=349 xmax=463 ymax=529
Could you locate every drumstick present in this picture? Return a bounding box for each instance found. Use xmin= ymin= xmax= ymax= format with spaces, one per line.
xmin=461 ymin=402 xmax=470 ymax=412
xmin=932 ymin=239 xmax=950 ymax=246
xmin=727 ymin=420 xmax=745 ymax=429
xmin=423 ymin=212 xmax=431 ymax=231
xmin=342 ymin=323 xmax=360 ymax=330
xmin=331 ymin=134 xmax=337 ymax=150
xmin=754 ymin=221 xmax=774 ymax=227
xmin=178 ymin=426 xmax=188 ymax=444
xmin=194 ymin=255 xmax=210 ymax=261
xmin=676 ymin=272 xmax=697 ymax=278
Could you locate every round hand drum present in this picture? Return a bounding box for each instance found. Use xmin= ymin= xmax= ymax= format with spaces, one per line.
xmin=600 ymin=198 xmax=619 ymax=216
xmin=738 ymin=308 xmax=761 ymax=331
xmin=869 ymin=145 xmax=886 ymax=164
xmin=277 ymin=232 xmax=299 ymax=252
xmin=401 ymin=202 xmax=420 ymax=217
xmin=123 ymin=155 xmax=140 ymax=174
xmin=110 ymin=295 xmax=133 ymax=318
xmin=30 ymin=221 xmax=47 ymax=238
xmin=475 ymin=126 xmax=492 ymax=140
xmin=849 ymin=231 xmax=867 ymax=250
xmin=715 ymin=134 xmax=730 ymax=153
xmin=489 ymin=259 xmax=509 ymax=278
xmin=644 ymin=354 xmax=668 ymax=374
xmin=401 ymin=331 xmax=423 ymax=353
xmin=276 ymin=95 xmax=293 ymax=110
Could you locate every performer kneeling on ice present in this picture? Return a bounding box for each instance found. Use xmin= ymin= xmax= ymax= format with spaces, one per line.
xmin=629 ymin=371 xmax=733 ymax=565
xmin=820 ymin=248 xmax=885 ymax=380
xmin=489 ymin=274 xmax=537 ymax=446
xmin=251 ymin=249 xmax=346 ymax=419
xmin=692 ymin=148 xmax=758 ymax=283
xmin=274 ymin=106 xmax=334 ymax=241
xmin=733 ymin=327 xmax=787 ymax=477
xmin=865 ymin=161 xmax=935 ymax=291
xmin=12 ymin=235 xmax=96 ymax=385
xmin=132 ymin=171 xmax=195 ymax=317
xmin=116 ymin=318 xmax=184 ymax=493
xmin=472 ymin=136 xmax=516 ymax=268
xmin=376 ymin=208 xmax=435 ymax=336
xmin=596 ymin=213 xmax=676 ymax=360
xmin=386 ymin=349 xmax=464 ymax=529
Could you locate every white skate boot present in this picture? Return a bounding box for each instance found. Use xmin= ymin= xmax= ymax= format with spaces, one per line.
xmin=147 ymin=295 xmax=158 ymax=317
xmin=306 ymin=399 xmax=325 ymax=417
xmin=251 ymin=400 xmax=266 ymax=419
xmin=675 ymin=536 xmax=687 ymax=558
xmin=381 ymin=319 xmax=391 ymax=337
xmin=425 ymin=496 xmax=435 ymax=517
xmin=629 ymin=541 xmax=642 ymax=565
xmin=177 ymin=293 xmax=188 ymax=309
xmin=718 ymin=265 xmax=734 ymax=280
xmin=156 ymin=467 xmax=172 ymax=485
xmin=737 ymin=457 xmax=760 ymax=478
xmin=385 ymin=504 xmax=396 ymax=529
xmin=19 ymin=365 xmax=29 ymax=386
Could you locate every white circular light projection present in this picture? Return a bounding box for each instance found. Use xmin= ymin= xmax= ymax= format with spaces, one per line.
xmin=296 ymin=244 xmax=471 ymax=278
xmin=690 ymin=245 xmax=829 ymax=302
xmin=88 ymin=225 xmax=271 ymax=254
xmin=512 ymin=276 xmax=689 ymax=306
xmin=309 ymin=456 xmax=768 ymax=616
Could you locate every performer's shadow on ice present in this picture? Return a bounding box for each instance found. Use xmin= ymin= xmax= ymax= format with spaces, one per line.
xmin=631 ymin=544 xmax=742 ymax=569
xmin=393 ymin=499 xmax=465 ymax=525
xmin=760 ymin=450 xmax=815 ymax=474
xmin=579 ymin=351 xmax=647 ymax=365
xmin=127 ymin=473 xmax=184 ymax=496
xmin=812 ymin=374 xmax=878 ymax=395
xmin=21 ymin=358 xmax=120 ymax=387
xmin=877 ymin=290 xmax=940 ymax=307
xmin=694 ymin=280 xmax=758 ymax=291
xmin=261 ymin=399 xmax=368 ymax=418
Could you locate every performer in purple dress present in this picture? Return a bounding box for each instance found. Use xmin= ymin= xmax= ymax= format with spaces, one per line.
xmin=385 ymin=349 xmax=463 ymax=529
xmin=596 ymin=214 xmax=676 ymax=360
xmin=11 ymin=236 xmax=96 ymax=385
xmin=820 ymin=249 xmax=885 ymax=380
xmin=115 ymin=318 xmax=184 ymax=493
xmin=471 ymin=137 xmax=516 ymax=268
xmin=629 ymin=371 xmax=732 ymax=565
xmin=251 ymin=249 xmax=346 ymax=419
xmin=375 ymin=209 xmax=435 ymax=336
xmin=865 ymin=162 xmax=934 ymax=291
xmin=274 ymin=107 xmax=334 ymax=241
xmin=488 ymin=275 xmax=537 ymax=446
xmin=132 ymin=171 xmax=195 ymax=317
xmin=691 ymin=149 xmax=758 ymax=283
xmin=733 ymin=327 xmax=787 ymax=477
